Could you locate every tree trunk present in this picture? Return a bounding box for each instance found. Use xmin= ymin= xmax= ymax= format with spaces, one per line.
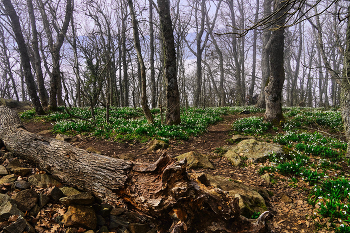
xmin=149 ymin=0 xmax=156 ymax=109
xmin=249 ymin=0 xmax=259 ymax=102
xmin=157 ymin=0 xmax=181 ymax=125
xmin=264 ymin=0 xmax=287 ymax=124
xmin=128 ymin=0 xmax=154 ymax=124
xmin=2 ymin=0 xmax=44 ymax=114
xmin=121 ymin=8 xmax=129 ymax=107
xmin=256 ymin=0 xmax=272 ymax=109
xmin=36 ymin=0 xmax=72 ymax=111
xmin=341 ymin=5 xmax=350 ymax=157
xmin=27 ymin=0 xmax=48 ymax=108
xmin=0 ymin=106 xmax=268 ymax=232
xmin=0 ymin=25 xmax=19 ymax=101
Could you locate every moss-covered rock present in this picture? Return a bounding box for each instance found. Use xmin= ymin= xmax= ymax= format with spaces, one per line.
xmin=176 ymin=151 xmax=214 ymax=169
xmin=224 ymin=139 xmax=283 ymax=166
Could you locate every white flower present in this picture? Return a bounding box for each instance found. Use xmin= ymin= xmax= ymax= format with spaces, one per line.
xmin=340 ymin=224 xmax=344 ymax=227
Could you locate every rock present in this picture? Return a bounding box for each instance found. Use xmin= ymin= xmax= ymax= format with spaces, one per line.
xmin=65 ymin=228 xmax=78 ymax=233
xmin=224 ymin=139 xmax=283 ymax=166
xmin=97 ymin=214 xmax=105 ymax=226
xmin=28 ymin=174 xmax=62 ymax=188
xmin=37 ymin=130 xmax=52 ymax=135
xmin=0 ymin=165 xmax=8 ymax=175
xmin=48 ymin=186 xmax=64 ymax=202
xmin=29 ymin=205 xmax=41 ymax=217
xmin=60 ymin=187 xmax=81 ymax=197
xmin=12 ymin=189 xmax=38 ymax=212
xmin=95 ymin=203 xmax=113 ymax=217
xmin=0 ymin=174 xmax=17 ymax=185
xmin=39 ymin=193 xmax=50 ymax=208
xmin=59 ymin=192 xmax=95 ymax=206
xmin=56 ymin=134 xmax=71 ymax=142
xmin=129 ymin=223 xmax=150 ymax=233
xmin=118 ymin=153 xmax=137 ymax=161
xmin=86 ymin=147 xmax=101 ymax=154
xmin=146 ymin=139 xmax=169 ymax=152
xmin=71 ymin=135 xmax=82 ymax=143
xmin=99 ymin=226 xmax=109 ymax=232
xmin=176 ymin=151 xmax=214 ymax=169
xmin=3 ymin=215 xmax=27 ymax=233
xmin=0 ymin=200 xmax=24 ymax=221
xmin=200 ymin=174 xmax=267 ymax=218
xmin=109 ymin=215 xmax=129 ymax=229
xmin=230 ymin=135 xmax=255 ymax=143
xmin=281 ymin=194 xmax=293 ymax=203
xmin=110 ymin=207 xmax=126 ymax=216
xmin=261 ymin=173 xmax=271 ymax=185
xmin=6 ymin=158 xmax=22 ymax=170
xmin=62 ymin=205 xmax=97 ymax=230
xmin=12 ymin=167 xmax=32 ymax=177
xmin=0 ymin=194 xmax=10 ymax=205
xmin=14 ymin=180 xmax=31 ymax=190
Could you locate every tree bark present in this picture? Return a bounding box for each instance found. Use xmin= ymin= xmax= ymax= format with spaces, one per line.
xmin=256 ymin=0 xmax=272 ymax=109
xmin=249 ymin=0 xmax=260 ymax=102
xmin=36 ymin=0 xmax=72 ymax=111
xmin=0 ymin=106 xmax=268 ymax=232
xmin=341 ymin=5 xmax=350 ymax=157
xmin=149 ymin=0 xmax=156 ymax=109
xmin=127 ymin=0 xmax=154 ymax=124
xmin=264 ymin=0 xmax=287 ymax=124
xmin=2 ymin=0 xmax=44 ymax=114
xmin=157 ymin=0 xmax=181 ymax=125
xmin=27 ymin=0 xmax=48 ymax=108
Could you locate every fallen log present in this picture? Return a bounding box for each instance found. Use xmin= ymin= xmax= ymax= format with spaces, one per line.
xmin=0 ymin=106 xmax=269 ymax=232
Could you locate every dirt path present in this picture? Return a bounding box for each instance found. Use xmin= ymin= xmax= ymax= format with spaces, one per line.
xmin=23 ymin=113 xmax=318 ymax=233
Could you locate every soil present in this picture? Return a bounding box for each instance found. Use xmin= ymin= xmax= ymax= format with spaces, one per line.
xmin=22 ymin=113 xmax=337 ymax=233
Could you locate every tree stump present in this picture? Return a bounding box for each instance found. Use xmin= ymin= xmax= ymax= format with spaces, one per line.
xmin=0 ymin=106 xmax=268 ymax=232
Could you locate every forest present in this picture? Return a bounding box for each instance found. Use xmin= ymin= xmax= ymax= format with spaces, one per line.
xmin=0 ymin=0 xmax=350 ymax=232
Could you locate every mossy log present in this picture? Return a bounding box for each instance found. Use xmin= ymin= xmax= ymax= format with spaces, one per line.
xmin=0 ymin=106 xmax=268 ymax=232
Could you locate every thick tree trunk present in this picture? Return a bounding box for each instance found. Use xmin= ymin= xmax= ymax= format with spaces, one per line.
xmin=0 ymin=106 xmax=268 ymax=232
xmin=264 ymin=0 xmax=287 ymax=124
xmin=157 ymin=0 xmax=181 ymax=125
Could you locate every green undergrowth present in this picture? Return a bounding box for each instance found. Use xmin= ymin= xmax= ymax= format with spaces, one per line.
xmin=20 ymin=106 xmax=264 ymax=142
xmin=232 ymin=116 xmax=272 ymax=135
xmin=283 ymin=107 xmax=343 ymax=133
xmin=252 ymin=107 xmax=348 ymax=231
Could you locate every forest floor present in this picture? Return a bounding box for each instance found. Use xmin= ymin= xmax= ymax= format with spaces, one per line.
xmin=23 ymin=112 xmax=345 ymax=233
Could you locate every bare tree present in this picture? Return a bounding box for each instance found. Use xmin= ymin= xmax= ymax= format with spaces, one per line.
xmin=127 ymin=0 xmax=154 ymax=124
xmin=36 ymin=0 xmax=72 ymax=111
xmin=157 ymin=0 xmax=181 ymax=125
xmin=341 ymin=4 xmax=350 ymax=157
xmin=256 ymin=0 xmax=272 ymax=108
xmin=2 ymin=0 xmax=44 ymax=114
xmin=264 ymin=0 xmax=288 ymax=124
xmin=27 ymin=0 xmax=48 ymax=108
